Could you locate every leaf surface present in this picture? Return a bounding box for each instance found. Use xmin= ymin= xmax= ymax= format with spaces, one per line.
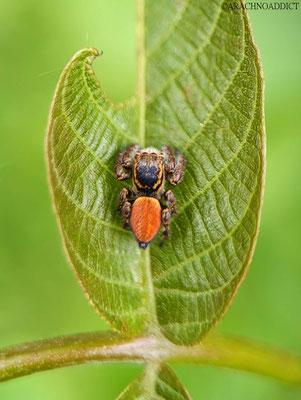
xmin=117 ymin=364 xmax=191 ymax=400
xmin=47 ymin=0 xmax=265 ymax=345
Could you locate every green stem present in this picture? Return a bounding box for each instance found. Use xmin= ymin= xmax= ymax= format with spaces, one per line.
xmin=1 ymin=331 xmax=301 ymax=386
xmin=175 ymin=335 xmax=301 ymax=386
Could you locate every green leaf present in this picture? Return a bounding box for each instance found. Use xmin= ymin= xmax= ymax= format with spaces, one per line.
xmin=117 ymin=363 xmax=191 ymax=400
xmin=47 ymin=0 xmax=265 ymax=345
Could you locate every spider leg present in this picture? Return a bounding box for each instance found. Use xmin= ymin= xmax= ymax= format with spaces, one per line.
xmin=166 ymin=149 xmax=185 ymax=186
xmin=121 ymin=201 xmax=132 ymax=230
xmin=118 ymin=188 xmax=132 ymax=214
xmin=165 ymin=189 xmax=177 ymax=216
xmin=121 ymin=144 xmax=140 ymax=168
xmin=161 ymin=206 xmax=171 ymax=245
xmin=115 ymin=144 xmax=140 ymax=180
xmin=161 ymin=145 xmax=176 ymax=174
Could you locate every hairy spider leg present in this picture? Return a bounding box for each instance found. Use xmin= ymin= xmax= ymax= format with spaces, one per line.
xmin=115 ymin=144 xmax=141 ymax=180
xmin=161 ymin=206 xmax=171 ymax=245
xmin=168 ymin=150 xmax=185 ymax=186
xmin=165 ymin=189 xmax=177 ymax=216
xmin=161 ymin=145 xmax=176 ymax=174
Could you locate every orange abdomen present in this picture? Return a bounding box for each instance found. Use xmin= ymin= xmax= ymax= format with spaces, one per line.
xmin=130 ymin=197 xmax=161 ymax=247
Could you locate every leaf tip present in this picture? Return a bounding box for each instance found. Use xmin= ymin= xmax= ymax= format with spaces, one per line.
xmin=69 ymin=47 xmax=101 ymax=66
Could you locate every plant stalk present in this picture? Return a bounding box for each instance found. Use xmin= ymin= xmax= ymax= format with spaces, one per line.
xmin=1 ymin=331 xmax=301 ymax=386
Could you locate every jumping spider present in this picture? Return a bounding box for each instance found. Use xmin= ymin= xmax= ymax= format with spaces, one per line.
xmin=115 ymin=144 xmax=185 ymax=249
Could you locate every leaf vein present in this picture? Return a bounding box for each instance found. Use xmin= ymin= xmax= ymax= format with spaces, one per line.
xmin=154 ymin=175 xmax=258 ymax=282
xmin=147 ymin=2 xmax=224 ymax=104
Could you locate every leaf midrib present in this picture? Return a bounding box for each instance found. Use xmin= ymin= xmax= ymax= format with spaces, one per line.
xmin=136 ymin=0 xmax=160 ymax=334
xmin=137 ymin=0 xmax=146 ymax=147
xmin=135 ymin=0 xmax=248 ymax=336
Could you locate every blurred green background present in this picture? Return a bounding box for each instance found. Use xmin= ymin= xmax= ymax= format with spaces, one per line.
xmin=0 ymin=0 xmax=300 ymax=399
